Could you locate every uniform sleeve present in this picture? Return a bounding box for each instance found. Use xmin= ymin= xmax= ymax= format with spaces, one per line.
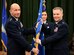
xmin=41 ymin=24 xmax=68 ymax=46
xmin=5 ymin=21 xmax=33 ymax=52
xmin=22 ymin=27 xmax=36 ymax=36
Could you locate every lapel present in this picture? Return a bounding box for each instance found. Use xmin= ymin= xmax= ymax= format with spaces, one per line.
xmin=11 ymin=16 xmax=21 ymax=29
xmin=16 ymin=21 xmax=21 ymax=28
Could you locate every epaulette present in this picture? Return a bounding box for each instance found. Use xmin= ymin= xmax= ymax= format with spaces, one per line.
xmin=9 ymin=18 xmax=12 ymax=21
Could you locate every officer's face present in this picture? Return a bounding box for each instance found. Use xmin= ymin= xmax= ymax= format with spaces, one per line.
xmin=53 ymin=9 xmax=63 ymax=22
xmin=42 ymin=12 xmax=47 ymax=21
xmin=10 ymin=4 xmax=21 ymax=18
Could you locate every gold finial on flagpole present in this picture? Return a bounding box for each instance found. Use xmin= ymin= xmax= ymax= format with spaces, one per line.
xmin=43 ymin=0 xmax=46 ymax=4
xmin=43 ymin=0 xmax=46 ymax=10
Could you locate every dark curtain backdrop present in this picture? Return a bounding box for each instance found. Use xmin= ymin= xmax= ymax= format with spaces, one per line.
xmin=0 ymin=0 xmax=74 ymax=50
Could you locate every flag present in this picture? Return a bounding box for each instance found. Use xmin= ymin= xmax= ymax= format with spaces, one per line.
xmin=32 ymin=0 xmax=46 ymax=55
xmin=1 ymin=0 xmax=7 ymax=52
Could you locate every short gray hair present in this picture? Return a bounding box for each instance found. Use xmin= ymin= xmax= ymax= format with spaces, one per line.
xmin=53 ymin=7 xmax=63 ymax=13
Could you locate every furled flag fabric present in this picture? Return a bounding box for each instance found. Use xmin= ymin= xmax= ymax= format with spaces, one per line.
xmin=1 ymin=0 xmax=8 ymax=52
xmin=32 ymin=0 xmax=46 ymax=55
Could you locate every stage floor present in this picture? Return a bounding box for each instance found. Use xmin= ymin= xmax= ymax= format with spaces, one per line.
xmin=0 ymin=51 xmax=31 ymax=55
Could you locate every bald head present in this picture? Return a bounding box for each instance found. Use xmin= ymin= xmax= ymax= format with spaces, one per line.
xmin=10 ymin=3 xmax=20 ymax=10
xmin=9 ymin=3 xmax=21 ymax=18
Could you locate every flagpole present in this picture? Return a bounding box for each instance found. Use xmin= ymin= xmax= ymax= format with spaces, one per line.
xmin=34 ymin=0 xmax=46 ymax=55
xmin=34 ymin=0 xmax=43 ymax=54
xmin=1 ymin=39 xmax=7 ymax=51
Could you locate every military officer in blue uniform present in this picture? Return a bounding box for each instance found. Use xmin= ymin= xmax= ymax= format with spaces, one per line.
xmin=5 ymin=3 xmax=39 ymax=55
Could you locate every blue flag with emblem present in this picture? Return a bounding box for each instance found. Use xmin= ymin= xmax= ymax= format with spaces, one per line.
xmin=32 ymin=0 xmax=46 ymax=55
xmin=1 ymin=0 xmax=7 ymax=52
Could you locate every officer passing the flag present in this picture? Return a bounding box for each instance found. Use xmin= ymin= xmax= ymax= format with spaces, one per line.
xmin=5 ymin=3 xmax=39 ymax=55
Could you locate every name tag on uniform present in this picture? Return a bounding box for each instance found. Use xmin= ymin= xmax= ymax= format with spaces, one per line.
xmin=54 ymin=27 xmax=58 ymax=32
